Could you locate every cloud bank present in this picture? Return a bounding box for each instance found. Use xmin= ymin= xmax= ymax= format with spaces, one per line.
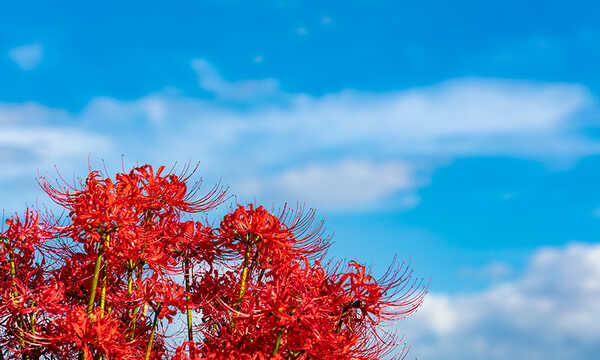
xmin=0 ymin=60 xmax=597 ymax=212
xmin=403 ymin=243 xmax=600 ymax=360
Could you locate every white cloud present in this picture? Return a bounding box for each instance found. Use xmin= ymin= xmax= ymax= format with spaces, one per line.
xmin=191 ymin=58 xmax=281 ymax=100
xmin=274 ymin=79 xmax=590 ymax=156
xmin=9 ymin=43 xmax=43 ymax=70
xmin=0 ymin=61 xmax=597 ymax=212
xmin=0 ymin=102 xmax=111 ymax=180
xmin=402 ymin=243 xmax=600 ymax=360
xmin=0 ymin=128 xmax=110 ymax=158
xmin=0 ymin=102 xmax=69 ymax=125
xmin=236 ymin=160 xmax=419 ymax=211
xmin=187 ymin=62 xmax=594 ymax=163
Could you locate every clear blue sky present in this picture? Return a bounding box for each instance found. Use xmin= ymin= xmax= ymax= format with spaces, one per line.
xmin=2 ymin=1 xmax=600 ymax=359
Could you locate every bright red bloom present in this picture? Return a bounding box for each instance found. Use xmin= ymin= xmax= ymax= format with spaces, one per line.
xmin=219 ymin=204 xmax=330 ymax=271
xmin=0 ymin=163 xmax=425 ymax=360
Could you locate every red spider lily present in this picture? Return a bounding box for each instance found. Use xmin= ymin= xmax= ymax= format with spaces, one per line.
xmin=219 ymin=204 xmax=331 ymax=274
xmin=337 ymin=260 xmax=427 ymax=326
xmin=128 ymin=164 xmax=228 ymax=214
xmin=0 ymin=163 xmax=426 ymax=360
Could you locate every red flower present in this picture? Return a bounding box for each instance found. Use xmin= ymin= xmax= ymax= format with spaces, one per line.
xmin=0 ymin=163 xmax=425 ymax=360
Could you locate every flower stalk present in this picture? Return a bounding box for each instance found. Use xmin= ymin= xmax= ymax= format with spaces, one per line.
xmin=88 ymin=233 xmax=109 ymax=316
xmin=183 ymin=258 xmax=194 ymax=349
xmin=144 ymin=305 xmax=162 ymax=360
xmin=237 ymin=238 xmax=253 ymax=306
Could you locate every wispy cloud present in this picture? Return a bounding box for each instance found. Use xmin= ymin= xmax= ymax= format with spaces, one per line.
xmin=236 ymin=160 xmax=419 ymax=211
xmin=8 ymin=43 xmax=43 ymax=70
xmin=191 ymin=58 xmax=281 ymax=101
xmin=403 ymin=243 xmax=600 ymax=360
xmin=0 ymin=102 xmax=111 ymax=210
xmin=0 ymin=61 xmax=597 ymax=212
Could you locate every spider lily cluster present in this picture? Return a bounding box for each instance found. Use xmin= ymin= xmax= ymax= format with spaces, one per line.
xmin=0 ymin=164 xmax=427 ymax=360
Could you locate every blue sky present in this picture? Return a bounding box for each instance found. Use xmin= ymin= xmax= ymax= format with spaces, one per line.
xmin=3 ymin=1 xmax=600 ymax=359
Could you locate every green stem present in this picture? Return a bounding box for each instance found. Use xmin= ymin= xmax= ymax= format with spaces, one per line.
xmin=289 ymin=350 xmax=305 ymax=359
xmin=129 ymin=302 xmax=149 ymax=341
xmin=237 ymin=241 xmax=252 ymax=306
xmin=126 ymin=262 xmax=143 ymax=341
xmin=183 ymin=258 xmax=194 ymax=350
xmin=272 ymin=308 xmax=295 ymax=356
xmin=100 ymin=278 xmax=107 ymax=315
xmin=127 ymin=261 xmax=133 ymax=295
xmin=87 ymin=234 xmax=109 ymax=316
xmin=272 ymin=328 xmax=284 ymax=356
xmin=144 ymin=305 xmax=162 ymax=360
xmin=231 ymin=238 xmax=254 ymax=332
xmin=127 ymin=307 xmax=141 ymax=341
xmin=100 ymin=235 xmax=110 ymax=318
